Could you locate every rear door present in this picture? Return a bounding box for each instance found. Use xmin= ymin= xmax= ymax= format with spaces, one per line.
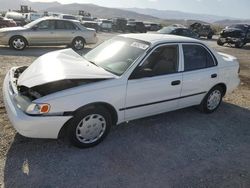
xmin=180 ymin=44 xmax=218 ymax=108
xmin=55 ymin=20 xmax=78 ymax=44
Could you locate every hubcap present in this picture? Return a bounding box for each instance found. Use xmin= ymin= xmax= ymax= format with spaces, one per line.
xmin=207 ymin=90 xmax=221 ymax=110
xmin=74 ymin=39 xmax=83 ymax=50
xmin=76 ymin=114 xmax=106 ymax=144
xmin=13 ymin=38 xmax=25 ymax=49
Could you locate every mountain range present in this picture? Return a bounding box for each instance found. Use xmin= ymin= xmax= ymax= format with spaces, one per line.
xmin=0 ymin=0 xmax=249 ymax=25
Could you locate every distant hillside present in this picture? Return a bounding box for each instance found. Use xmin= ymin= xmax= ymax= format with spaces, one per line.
xmin=0 ymin=0 xmax=249 ymax=25
xmin=0 ymin=0 xmax=60 ymax=11
xmin=125 ymin=8 xmax=236 ymax=23
xmin=214 ymin=19 xmax=250 ymax=26
xmin=43 ymin=3 xmax=158 ymax=22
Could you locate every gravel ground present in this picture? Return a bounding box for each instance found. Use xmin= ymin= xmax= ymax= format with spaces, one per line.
xmin=0 ymin=33 xmax=250 ymax=188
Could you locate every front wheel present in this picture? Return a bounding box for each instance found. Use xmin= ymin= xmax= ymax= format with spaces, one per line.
xmin=68 ymin=106 xmax=112 ymax=148
xmin=72 ymin=37 xmax=85 ymax=50
xmin=199 ymin=86 xmax=223 ymax=113
xmin=10 ymin=36 xmax=27 ymax=50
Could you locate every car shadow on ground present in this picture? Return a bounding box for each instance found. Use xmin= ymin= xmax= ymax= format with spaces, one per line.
xmin=0 ymin=46 xmax=92 ymax=57
xmin=3 ymin=102 xmax=250 ymax=188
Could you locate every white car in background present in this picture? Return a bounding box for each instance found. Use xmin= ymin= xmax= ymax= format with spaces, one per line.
xmin=3 ymin=34 xmax=240 ymax=148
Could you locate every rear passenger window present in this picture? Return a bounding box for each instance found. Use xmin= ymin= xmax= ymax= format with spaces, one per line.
xmin=56 ymin=21 xmax=77 ymax=30
xmin=183 ymin=45 xmax=215 ymax=71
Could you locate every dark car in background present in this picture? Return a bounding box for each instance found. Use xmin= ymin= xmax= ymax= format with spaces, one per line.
xmin=82 ymin=21 xmax=99 ymax=32
xmin=158 ymin=26 xmax=199 ymax=39
xmin=112 ymin=18 xmax=127 ymax=32
xmin=126 ymin=21 xmax=147 ymax=33
xmin=189 ymin=22 xmax=214 ymax=39
xmin=0 ymin=16 xmax=17 ymax=28
xmin=217 ymin=24 xmax=250 ymax=48
xmin=144 ymin=22 xmax=162 ymax=31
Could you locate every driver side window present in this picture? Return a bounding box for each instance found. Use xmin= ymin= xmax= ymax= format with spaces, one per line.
xmin=133 ymin=45 xmax=179 ymax=78
xmin=36 ymin=20 xmax=55 ymax=30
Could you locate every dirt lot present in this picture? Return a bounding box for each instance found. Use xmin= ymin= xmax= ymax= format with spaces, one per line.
xmin=0 ymin=33 xmax=250 ymax=188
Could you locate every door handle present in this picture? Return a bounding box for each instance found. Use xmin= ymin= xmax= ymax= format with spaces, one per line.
xmin=171 ymin=80 xmax=181 ymax=86
xmin=211 ymin=74 xmax=217 ymax=78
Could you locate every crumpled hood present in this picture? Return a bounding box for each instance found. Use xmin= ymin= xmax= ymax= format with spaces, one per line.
xmin=17 ymin=49 xmax=116 ymax=88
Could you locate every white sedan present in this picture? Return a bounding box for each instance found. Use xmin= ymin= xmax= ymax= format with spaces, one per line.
xmin=3 ymin=34 xmax=240 ymax=148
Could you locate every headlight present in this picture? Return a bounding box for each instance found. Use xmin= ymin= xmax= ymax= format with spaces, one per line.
xmin=26 ymin=103 xmax=51 ymax=115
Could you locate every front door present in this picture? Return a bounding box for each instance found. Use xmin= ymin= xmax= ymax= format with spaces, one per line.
xmin=124 ymin=44 xmax=182 ymax=121
xmin=27 ymin=20 xmax=56 ymax=45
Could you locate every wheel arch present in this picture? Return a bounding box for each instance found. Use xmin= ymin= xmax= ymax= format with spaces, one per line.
xmin=58 ymin=102 xmax=118 ymax=138
xmin=9 ymin=35 xmax=29 ymax=46
xmin=72 ymin=36 xmax=86 ymax=44
xmin=210 ymin=83 xmax=227 ymax=97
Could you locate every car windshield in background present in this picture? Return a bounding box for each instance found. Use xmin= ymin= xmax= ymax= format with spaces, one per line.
xmin=84 ymin=37 xmax=150 ymax=76
xmin=228 ymin=24 xmax=249 ymax=32
xmin=158 ymin=27 xmax=175 ymax=34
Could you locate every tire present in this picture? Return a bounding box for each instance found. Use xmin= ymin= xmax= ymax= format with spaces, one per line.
xmin=199 ymin=86 xmax=223 ymax=113
xmin=235 ymin=40 xmax=244 ymax=48
xmin=10 ymin=36 xmax=27 ymax=50
xmin=207 ymin=34 xmax=213 ymax=40
xmin=72 ymin=37 xmax=85 ymax=50
xmin=217 ymin=38 xmax=224 ymax=46
xmin=68 ymin=106 xmax=112 ymax=148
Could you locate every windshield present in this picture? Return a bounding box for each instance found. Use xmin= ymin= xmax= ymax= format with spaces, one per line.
xmin=158 ymin=27 xmax=174 ymax=34
xmin=84 ymin=37 xmax=150 ymax=76
xmin=23 ymin=18 xmax=44 ymax=28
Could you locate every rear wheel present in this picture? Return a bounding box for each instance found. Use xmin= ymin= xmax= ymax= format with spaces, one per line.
xmin=68 ymin=106 xmax=112 ymax=148
xmin=72 ymin=37 xmax=85 ymax=50
xmin=10 ymin=36 xmax=27 ymax=50
xmin=199 ymin=86 xmax=223 ymax=113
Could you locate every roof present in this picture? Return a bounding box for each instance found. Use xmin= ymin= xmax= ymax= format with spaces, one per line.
xmin=119 ymin=33 xmax=200 ymax=44
xmin=38 ymin=17 xmax=80 ymax=23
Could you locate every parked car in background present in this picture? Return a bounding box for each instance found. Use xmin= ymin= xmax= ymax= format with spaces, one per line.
xmin=126 ymin=21 xmax=147 ymax=33
xmin=144 ymin=22 xmax=162 ymax=31
xmin=217 ymin=24 xmax=250 ymax=48
xmin=5 ymin=12 xmax=27 ymax=26
xmin=81 ymin=21 xmax=99 ymax=32
xmin=58 ymin=14 xmax=78 ymax=21
xmin=24 ymin=12 xmax=44 ymax=23
xmin=97 ymin=19 xmax=112 ymax=32
xmin=0 ymin=17 xmax=97 ymax=50
xmin=112 ymin=17 xmax=127 ymax=32
xmin=170 ymin=24 xmax=186 ymax=28
xmin=0 ymin=16 xmax=17 ymax=28
xmin=3 ymin=34 xmax=240 ymax=148
xmin=158 ymin=26 xmax=199 ymax=39
xmin=189 ymin=22 xmax=214 ymax=39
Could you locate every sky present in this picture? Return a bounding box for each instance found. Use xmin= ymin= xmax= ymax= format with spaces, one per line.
xmin=29 ymin=0 xmax=250 ymax=19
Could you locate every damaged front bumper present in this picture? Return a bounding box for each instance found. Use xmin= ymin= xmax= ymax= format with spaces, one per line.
xmin=3 ymin=68 xmax=72 ymax=139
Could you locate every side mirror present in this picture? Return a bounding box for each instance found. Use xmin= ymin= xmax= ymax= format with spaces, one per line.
xmin=32 ymin=25 xmax=38 ymax=30
xmin=130 ymin=67 xmax=153 ymax=80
